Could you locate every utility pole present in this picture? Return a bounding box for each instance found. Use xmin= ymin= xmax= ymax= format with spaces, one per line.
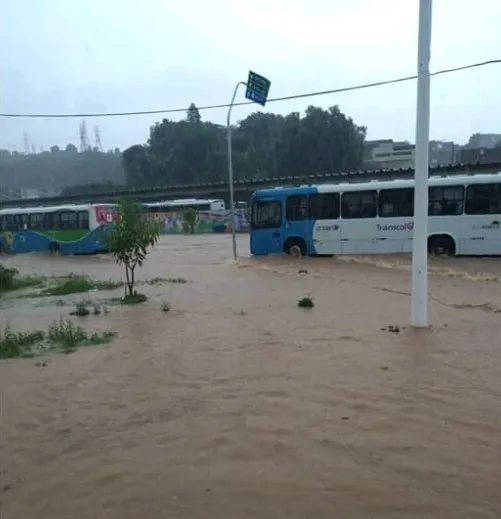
xmin=411 ymin=0 xmax=433 ymax=327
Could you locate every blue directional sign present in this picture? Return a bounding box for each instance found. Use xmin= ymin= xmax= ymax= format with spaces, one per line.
xmin=245 ymin=70 xmax=271 ymax=107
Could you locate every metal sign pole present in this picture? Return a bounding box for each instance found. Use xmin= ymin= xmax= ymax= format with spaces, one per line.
xmin=226 ymin=81 xmax=246 ymax=261
xmin=226 ymin=71 xmax=271 ymax=261
xmin=411 ymin=0 xmax=433 ymax=327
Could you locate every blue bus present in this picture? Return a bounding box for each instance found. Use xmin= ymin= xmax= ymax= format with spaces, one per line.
xmin=0 ymin=203 xmax=116 ymax=255
xmin=249 ymin=173 xmax=501 ymax=257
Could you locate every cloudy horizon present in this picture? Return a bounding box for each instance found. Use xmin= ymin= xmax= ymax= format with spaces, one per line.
xmin=2 ymin=0 xmax=500 ymax=152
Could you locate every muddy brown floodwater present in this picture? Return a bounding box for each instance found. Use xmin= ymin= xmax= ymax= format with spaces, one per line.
xmin=1 ymin=234 xmax=500 ymax=518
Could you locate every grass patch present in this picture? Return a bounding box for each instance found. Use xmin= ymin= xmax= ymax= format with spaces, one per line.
xmin=0 ymin=326 xmax=45 ymax=359
xmin=40 ymin=275 xmax=122 ymax=297
xmin=167 ymin=277 xmax=188 ymax=284
xmin=119 ymin=293 xmax=148 ymax=305
xmin=0 ymin=319 xmax=117 ymax=359
xmin=48 ymin=318 xmax=116 ymax=354
xmin=0 ymin=265 xmax=45 ymax=293
xmin=9 ymin=274 xmax=45 ymax=291
xmin=298 ymin=296 xmax=314 ymax=309
xmin=143 ymin=277 xmax=188 ymax=285
xmin=160 ymin=300 xmax=171 ymax=312
xmin=70 ymin=300 xmax=91 ymax=317
xmin=145 ymin=277 xmax=168 ymax=285
xmin=69 ymin=300 xmax=109 ymax=317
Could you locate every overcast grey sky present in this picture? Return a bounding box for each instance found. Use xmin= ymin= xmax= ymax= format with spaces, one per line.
xmin=1 ymin=0 xmax=499 ymax=152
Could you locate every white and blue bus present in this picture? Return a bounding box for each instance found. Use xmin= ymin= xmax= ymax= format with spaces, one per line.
xmin=144 ymin=198 xmax=226 ymax=213
xmin=0 ymin=203 xmax=116 ymax=255
xmin=250 ymin=172 xmax=501 ymax=257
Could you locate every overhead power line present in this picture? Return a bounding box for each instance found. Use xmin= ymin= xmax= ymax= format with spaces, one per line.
xmin=1 ymin=59 xmax=499 ymax=119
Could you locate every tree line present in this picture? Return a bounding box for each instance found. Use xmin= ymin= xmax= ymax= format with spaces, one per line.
xmin=123 ymin=103 xmax=366 ymax=188
xmin=0 ymin=145 xmax=124 ymax=198
xmin=0 ymin=103 xmax=366 ymax=196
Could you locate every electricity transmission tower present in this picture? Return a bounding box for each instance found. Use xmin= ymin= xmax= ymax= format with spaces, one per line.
xmin=79 ymin=120 xmax=90 ymax=152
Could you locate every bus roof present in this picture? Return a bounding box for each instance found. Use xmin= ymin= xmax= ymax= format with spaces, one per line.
xmin=252 ymin=172 xmax=501 ymax=199
xmin=145 ymin=198 xmax=221 ymax=206
xmin=0 ymin=203 xmax=115 ymax=216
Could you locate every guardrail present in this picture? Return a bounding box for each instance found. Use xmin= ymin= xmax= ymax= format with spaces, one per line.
xmin=1 ymin=161 xmax=500 ymax=209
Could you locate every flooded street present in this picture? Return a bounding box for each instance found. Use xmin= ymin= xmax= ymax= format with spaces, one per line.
xmin=1 ymin=234 xmax=500 ymax=518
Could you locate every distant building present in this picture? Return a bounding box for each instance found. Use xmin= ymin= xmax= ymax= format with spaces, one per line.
xmin=460 ymin=146 xmax=501 ymax=164
xmin=466 ymin=133 xmax=501 ymax=149
xmin=429 ymin=140 xmax=461 ymax=167
xmin=24 ymin=189 xmax=40 ymax=199
xmin=363 ymin=139 xmax=415 ymax=169
xmin=362 ymin=134 xmax=501 ymax=171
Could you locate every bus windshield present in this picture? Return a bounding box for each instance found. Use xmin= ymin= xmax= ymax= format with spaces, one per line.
xmin=251 ymin=200 xmax=282 ymax=229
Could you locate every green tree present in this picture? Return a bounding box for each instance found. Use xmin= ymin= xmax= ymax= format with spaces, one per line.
xmin=186 ymin=102 xmax=201 ymax=124
xmin=107 ymin=198 xmax=160 ymax=298
xmin=147 ymin=118 xmax=226 ymax=185
xmin=122 ymin=145 xmax=151 ymax=188
xmin=182 ymin=208 xmax=199 ymax=233
xmin=119 ymin=104 xmax=366 ymax=188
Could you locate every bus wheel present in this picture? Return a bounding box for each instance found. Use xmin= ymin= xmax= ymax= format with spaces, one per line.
xmin=284 ymin=238 xmax=306 ymax=257
xmin=49 ymin=242 xmax=60 ymax=254
xmin=428 ymin=235 xmax=455 ymax=256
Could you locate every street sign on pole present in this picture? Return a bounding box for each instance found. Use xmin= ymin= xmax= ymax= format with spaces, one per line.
xmin=245 ymin=71 xmax=271 ymax=107
xmin=227 ymin=71 xmax=271 ymax=260
xmin=411 ymin=0 xmax=433 ymax=327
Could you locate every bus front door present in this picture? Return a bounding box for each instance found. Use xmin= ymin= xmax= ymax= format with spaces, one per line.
xmin=249 ymin=199 xmax=284 ymax=255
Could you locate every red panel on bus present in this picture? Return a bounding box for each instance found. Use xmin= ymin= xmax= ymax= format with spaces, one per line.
xmin=95 ymin=205 xmax=116 ymax=224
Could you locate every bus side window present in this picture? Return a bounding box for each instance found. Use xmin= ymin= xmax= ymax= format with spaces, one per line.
xmin=309 ymin=193 xmax=340 ymax=220
xmin=465 ymin=184 xmax=501 ymax=215
xmin=429 ymin=186 xmax=464 ymax=216
xmin=378 ymin=188 xmax=414 ymax=217
xmin=341 ymin=191 xmax=377 ymax=219
xmin=60 ymin=210 xmax=78 ymax=229
xmin=29 ymin=213 xmax=45 ymax=229
xmin=20 ymin=214 xmax=29 ymax=229
xmin=286 ymin=195 xmax=308 ymax=221
xmin=13 ymin=214 xmax=24 ymax=229
xmin=78 ymin=211 xmax=89 ymax=229
xmin=0 ymin=215 xmax=17 ymax=231
xmin=46 ymin=212 xmax=57 ymax=229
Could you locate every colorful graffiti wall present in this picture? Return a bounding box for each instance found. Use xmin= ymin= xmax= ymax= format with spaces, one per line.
xmin=147 ymin=209 xmax=249 ymax=235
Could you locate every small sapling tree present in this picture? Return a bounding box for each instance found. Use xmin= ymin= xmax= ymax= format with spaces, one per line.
xmin=108 ymin=197 xmax=160 ymax=300
xmin=182 ymin=208 xmax=199 ymax=234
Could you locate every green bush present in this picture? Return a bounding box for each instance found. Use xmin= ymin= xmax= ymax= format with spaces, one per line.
xmin=0 ymin=265 xmax=45 ymax=293
xmin=42 ymin=275 xmax=122 ymax=296
xmin=0 ymin=265 xmax=18 ymax=291
xmin=182 ymin=208 xmax=199 ymax=234
xmin=298 ymin=296 xmax=314 ymax=309
xmin=48 ymin=318 xmax=117 ymax=354
xmin=0 ymin=320 xmax=117 ymax=359
xmin=0 ymin=325 xmax=45 ymax=359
